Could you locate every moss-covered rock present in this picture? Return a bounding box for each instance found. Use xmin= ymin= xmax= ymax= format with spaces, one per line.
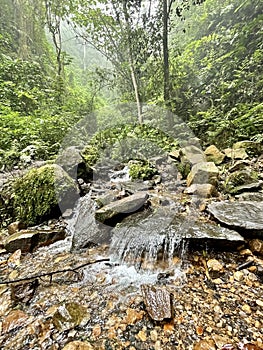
xmin=11 ymin=164 xmax=79 ymax=225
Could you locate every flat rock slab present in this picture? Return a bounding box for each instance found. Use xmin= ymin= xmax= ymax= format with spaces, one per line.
xmin=110 ymin=209 xmax=244 ymax=267
xmin=5 ymin=229 xmax=66 ymax=253
xmin=208 ymin=201 xmax=263 ymax=233
xmin=95 ymin=192 xmax=148 ymax=223
xmin=141 ymin=284 xmax=172 ymax=321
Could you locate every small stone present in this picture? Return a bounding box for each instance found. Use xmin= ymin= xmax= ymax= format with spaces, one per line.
xmin=249 ymin=239 xmax=263 ymax=256
xmin=150 ymin=330 xmax=158 ymax=342
xmin=137 ymin=330 xmax=147 ymax=342
xmin=212 ymin=335 xmax=232 ymax=348
xmin=7 ymin=249 xmax=22 ymax=267
xmin=92 ymin=324 xmax=101 ymax=338
xmin=240 ymin=249 xmax=253 ymax=256
xmin=234 ymin=271 xmax=244 ymax=281
xmin=256 ymin=300 xmax=263 ymax=308
xmin=62 ymin=341 xmax=94 ymax=350
xmin=206 ymin=326 xmax=213 ymax=333
xmin=124 ymin=308 xmax=144 ymax=324
xmin=196 ymin=325 xmax=204 ymax=335
xmin=2 ymin=310 xmax=28 ymax=333
xmin=8 ymin=222 xmax=26 ymax=235
xmin=207 ymin=259 xmax=224 ymax=272
xmin=212 ymin=278 xmax=223 ymax=284
xmin=193 ymin=338 xmax=216 ymax=350
xmin=242 ymin=304 xmax=252 ymax=314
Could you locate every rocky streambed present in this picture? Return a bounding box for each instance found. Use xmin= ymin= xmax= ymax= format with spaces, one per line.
xmin=0 ymin=139 xmax=263 ymax=349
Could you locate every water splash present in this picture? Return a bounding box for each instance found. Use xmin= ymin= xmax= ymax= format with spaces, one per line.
xmin=110 ymin=208 xmax=189 ymax=271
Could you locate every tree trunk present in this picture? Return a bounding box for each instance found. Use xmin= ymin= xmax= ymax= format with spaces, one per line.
xmin=163 ymin=0 xmax=173 ymax=127
xmin=123 ymin=0 xmax=143 ymax=124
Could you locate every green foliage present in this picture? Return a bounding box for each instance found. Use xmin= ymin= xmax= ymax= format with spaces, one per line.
xmin=81 ymin=123 xmax=178 ymax=168
xmin=129 ymin=160 xmax=157 ymax=180
xmin=170 ymin=0 xmax=263 ymax=147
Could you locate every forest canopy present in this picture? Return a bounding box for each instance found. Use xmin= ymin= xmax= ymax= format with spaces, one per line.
xmin=0 ymin=0 xmax=262 ymax=168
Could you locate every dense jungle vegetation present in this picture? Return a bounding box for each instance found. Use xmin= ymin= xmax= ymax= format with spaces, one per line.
xmin=0 ymin=0 xmax=262 ymax=169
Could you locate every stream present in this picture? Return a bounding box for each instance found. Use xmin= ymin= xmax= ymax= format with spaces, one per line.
xmin=0 ymin=163 xmax=263 ymax=349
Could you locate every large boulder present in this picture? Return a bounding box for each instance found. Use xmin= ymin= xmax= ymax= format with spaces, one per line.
xmin=11 ymin=164 xmax=79 ymax=225
xmin=208 ymin=201 xmax=263 ymax=236
xmin=187 ymin=162 xmax=219 ymax=187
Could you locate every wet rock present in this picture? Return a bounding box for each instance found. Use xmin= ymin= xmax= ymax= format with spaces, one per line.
xmin=184 ymin=184 xmax=218 ymax=197
xmin=141 ymin=284 xmax=172 ymax=321
xmin=2 ymin=310 xmax=29 ymax=333
xmin=62 ymin=341 xmax=94 ymax=350
xmin=111 ymin=209 xmax=244 ymax=268
xmin=187 ymin=162 xmax=219 ymax=187
xmin=204 ymin=145 xmax=225 ymax=165
xmin=180 ymin=145 xmax=206 ymax=165
xmin=53 ymin=302 xmax=90 ymax=331
xmin=249 ymin=239 xmax=263 ymax=256
xmin=208 ymin=201 xmax=263 ymax=235
xmin=95 ymin=191 xmax=148 ymax=223
xmin=5 ymin=229 xmax=66 ymax=253
xmin=193 ymin=338 xmax=216 ymax=350
xmin=224 ymin=148 xmax=248 ymax=160
xmin=71 ymin=194 xmax=107 ymax=250
xmin=95 ymin=191 xmax=119 ymax=208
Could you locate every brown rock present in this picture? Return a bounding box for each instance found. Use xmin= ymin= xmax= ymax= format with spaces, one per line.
xmin=193 ymin=338 xmax=216 ymax=350
xmin=249 ymin=239 xmax=263 ymax=256
xmin=184 ymin=184 xmax=218 ymax=198
xmin=187 ymin=162 xmax=219 ymax=187
xmin=141 ymin=284 xmax=172 ymax=321
xmin=2 ymin=310 xmax=28 ymax=333
xmin=62 ymin=341 xmax=94 ymax=350
xmin=204 ymin=145 xmax=225 ymax=165
xmin=8 ymin=221 xmax=26 ymax=235
xmin=5 ymin=229 xmax=66 ymax=253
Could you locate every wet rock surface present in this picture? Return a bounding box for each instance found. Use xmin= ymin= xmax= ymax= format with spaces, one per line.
xmin=0 ymin=245 xmax=262 ymax=349
xmin=208 ymin=201 xmax=263 ymax=234
xmin=0 ymin=139 xmax=263 ymax=349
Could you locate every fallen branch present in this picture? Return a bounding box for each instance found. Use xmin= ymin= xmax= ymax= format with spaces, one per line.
xmin=0 ymin=258 xmax=110 ymax=285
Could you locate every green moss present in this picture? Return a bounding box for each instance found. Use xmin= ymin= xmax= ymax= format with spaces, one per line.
xmin=11 ymin=164 xmax=78 ymax=225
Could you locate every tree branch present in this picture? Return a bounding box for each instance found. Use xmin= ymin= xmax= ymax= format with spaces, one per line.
xmin=0 ymin=258 xmax=110 ymax=285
